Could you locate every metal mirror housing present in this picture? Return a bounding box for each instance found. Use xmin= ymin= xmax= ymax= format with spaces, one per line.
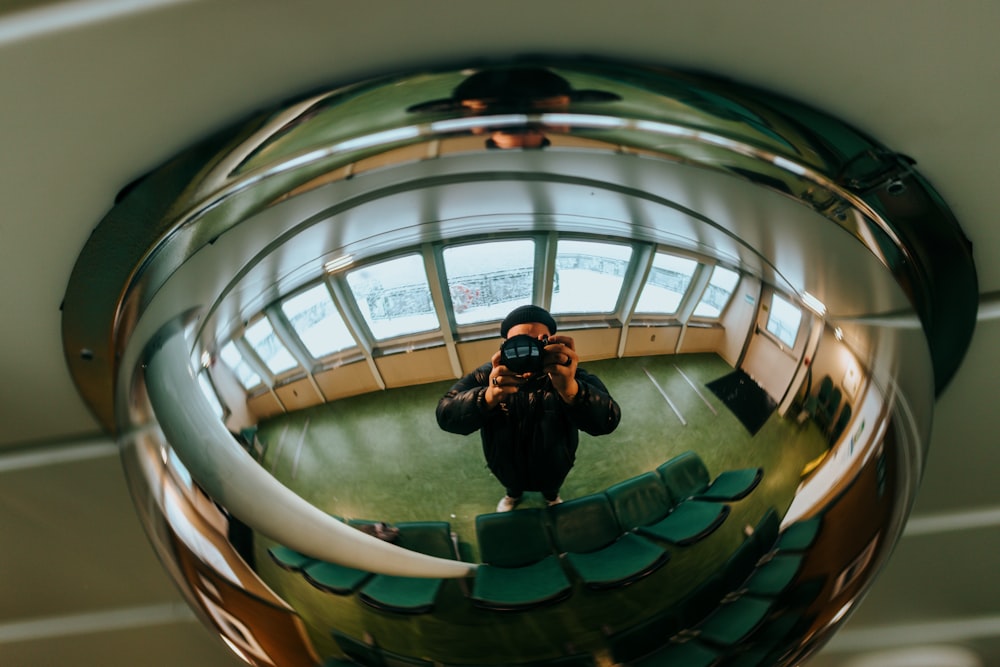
xmin=62 ymin=60 xmax=977 ymax=666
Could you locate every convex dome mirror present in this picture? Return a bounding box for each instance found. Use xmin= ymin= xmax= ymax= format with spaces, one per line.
xmin=63 ymin=60 xmax=976 ymax=666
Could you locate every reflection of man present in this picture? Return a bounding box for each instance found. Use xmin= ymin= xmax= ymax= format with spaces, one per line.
xmin=436 ymin=305 xmax=621 ymax=511
xmin=407 ymin=66 xmax=621 ymax=151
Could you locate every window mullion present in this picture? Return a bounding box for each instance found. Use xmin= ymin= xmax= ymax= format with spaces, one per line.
xmin=537 ymin=231 xmax=557 ymax=311
xmin=265 ymin=305 xmax=315 ymax=372
xmin=233 ymin=334 xmax=274 ymax=387
xmin=326 ymin=274 xmax=386 ymax=390
xmin=422 ymin=243 xmax=463 ymax=378
xmin=676 ymin=263 xmax=712 ymax=325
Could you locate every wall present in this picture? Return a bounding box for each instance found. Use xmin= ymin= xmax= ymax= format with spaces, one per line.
xmin=717 ymin=274 xmax=761 ymax=367
xmin=740 ymin=285 xmax=809 ymax=404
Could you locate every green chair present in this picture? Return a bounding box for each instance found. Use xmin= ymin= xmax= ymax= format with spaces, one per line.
xmin=802 ymin=375 xmax=833 ymax=420
xmin=632 ymin=638 xmax=721 ymax=667
xmin=828 ymin=402 xmax=852 ymax=442
xmin=303 ymin=559 xmax=372 ymax=595
xmin=742 ymin=554 xmax=804 ymax=597
xmin=776 ymin=516 xmax=822 ymax=551
xmin=696 ymin=596 xmax=772 ymax=646
xmin=605 ymin=469 xmax=733 ymax=547
xmin=750 ymin=508 xmax=781 ymax=552
xmin=332 ymin=631 xmax=382 ymax=665
xmin=267 ymin=544 xmax=314 ymax=571
xmin=697 ymin=467 xmax=763 ymax=501
xmin=637 ymin=500 xmax=730 ymax=546
xmin=358 ymin=521 xmax=458 ymax=614
xmin=606 ymin=609 xmax=683 ymax=665
xmin=720 ymin=508 xmax=781 ymax=592
xmin=657 ymin=451 xmax=712 ymax=501
xmin=548 ymin=493 xmax=670 ymax=589
xmin=677 ymin=572 xmax=726 ymax=628
xmin=471 ymin=508 xmax=571 ymax=610
xmin=816 ymin=387 xmax=842 ymax=432
xmin=657 ymin=451 xmax=762 ymax=503
xmin=725 ymin=607 xmax=803 ymax=666
xmin=719 ymin=534 xmax=766 ymax=594
xmin=605 ymin=472 xmax=673 ymax=532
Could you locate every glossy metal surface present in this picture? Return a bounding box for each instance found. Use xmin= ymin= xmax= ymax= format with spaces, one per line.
xmin=63 ymin=61 xmax=976 ymax=666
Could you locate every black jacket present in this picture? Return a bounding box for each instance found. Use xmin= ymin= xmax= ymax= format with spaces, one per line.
xmin=436 ymin=363 xmax=621 ymax=492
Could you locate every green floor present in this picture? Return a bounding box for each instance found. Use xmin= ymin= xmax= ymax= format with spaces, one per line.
xmin=251 ymin=352 xmax=829 ymax=664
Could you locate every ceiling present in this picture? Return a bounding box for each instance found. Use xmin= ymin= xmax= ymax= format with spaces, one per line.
xmin=1 ymin=1 xmax=998 ymax=665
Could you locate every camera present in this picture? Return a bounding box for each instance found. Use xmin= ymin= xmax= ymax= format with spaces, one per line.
xmin=499 ymin=334 xmax=548 ymax=375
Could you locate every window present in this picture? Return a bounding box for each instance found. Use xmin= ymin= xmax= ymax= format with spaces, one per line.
xmin=220 ymin=342 xmax=261 ymax=390
xmin=244 ymin=318 xmax=298 ymax=375
xmin=693 ymin=266 xmax=740 ymax=318
xmin=281 ymin=284 xmax=356 ymax=358
xmin=550 ymin=239 xmax=632 ymax=314
xmin=346 ymin=254 xmax=438 ymax=340
xmin=442 ymin=240 xmax=535 ymax=326
xmin=766 ymin=292 xmax=803 ymax=347
xmin=634 ymin=252 xmax=698 ymax=315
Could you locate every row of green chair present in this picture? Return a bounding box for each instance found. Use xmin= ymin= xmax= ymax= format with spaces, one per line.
xmin=605 ymin=509 xmax=780 ymax=664
xmin=612 ymin=511 xmax=826 ymax=666
xmin=802 ymin=374 xmax=854 ymax=444
xmin=617 ymin=451 xmax=762 ymax=545
xmin=272 ymin=451 xmax=764 ymax=614
xmin=269 ymin=520 xmax=459 ymax=614
xmin=471 ymin=451 xmax=763 ymax=611
xmin=471 ymin=496 xmax=670 ymax=611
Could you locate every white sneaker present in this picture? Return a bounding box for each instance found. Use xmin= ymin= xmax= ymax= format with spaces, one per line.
xmin=496 ymin=495 xmax=522 ymax=512
xmin=546 ymin=496 xmax=563 ymax=507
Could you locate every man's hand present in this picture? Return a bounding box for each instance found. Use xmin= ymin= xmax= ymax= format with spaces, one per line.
xmin=484 ymin=350 xmax=526 ymax=408
xmin=543 ymin=335 xmax=579 ymax=403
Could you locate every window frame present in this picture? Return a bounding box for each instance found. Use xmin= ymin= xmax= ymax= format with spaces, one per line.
xmin=549 ymin=236 xmax=636 ymax=317
xmin=764 ymin=290 xmax=804 ymax=349
xmin=689 ymin=263 xmax=741 ymax=322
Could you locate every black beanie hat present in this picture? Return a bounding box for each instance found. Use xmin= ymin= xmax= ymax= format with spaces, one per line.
xmin=500 ymin=305 xmax=557 ymax=338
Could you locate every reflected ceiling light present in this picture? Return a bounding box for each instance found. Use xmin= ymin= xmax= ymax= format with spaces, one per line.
xmin=830 ymin=601 xmax=855 ymax=626
xmin=835 ymin=327 xmax=844 ymax=341
xmin=634 ymin=118 xmax=702 ymax=140
xmin=771 ymin=155 xmax=811 ymax=177
xmin=429 ymin=114 xmax=530 ymax=134
xmin=62 ymin=59 xmax=978 ymax=667
xmin=335 ymin=126 xmax=421 ymax=153
xmin=323 ymin=254 xmax=354 ymax=273
xmin=538 ymin=113 xmax=627 ymax=129
xmin=802 ymin=291 xmax=828 ymax=317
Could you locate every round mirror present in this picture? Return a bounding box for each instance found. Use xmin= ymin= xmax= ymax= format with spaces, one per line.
xmin=63 ymin=60 xmax=977 ymax=666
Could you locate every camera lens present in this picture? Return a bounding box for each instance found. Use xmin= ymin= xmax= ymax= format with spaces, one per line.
xmin=500 ymin=335 xmax=545 ymax=374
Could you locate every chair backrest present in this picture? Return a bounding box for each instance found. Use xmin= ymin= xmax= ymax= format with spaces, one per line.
xmin=720 ymin=508 xmax=780 ymax=592
xmin=816 ymin=375 xmax=834 ymax=402
xmin=751 ymin=508 xmax=781 ymax=553
xmin=606 ymin=472 xmax=671 ymax=531
xmin=825 ymin=387 xmax=842 ymax=415
xmin=396 ymin=521 xmax=456 ymax=560
xmin=476 ymin=509 xmax=553 ymax=567
xmin=720 ymin=532 xmax=765 ymax=593
xmin=548 ymin=493 xmax=621 ymax=554
xmin=830 ymin=403 xmax=852 ymax=441
xmin=657 ymin=451 xmax=710 ymax=502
